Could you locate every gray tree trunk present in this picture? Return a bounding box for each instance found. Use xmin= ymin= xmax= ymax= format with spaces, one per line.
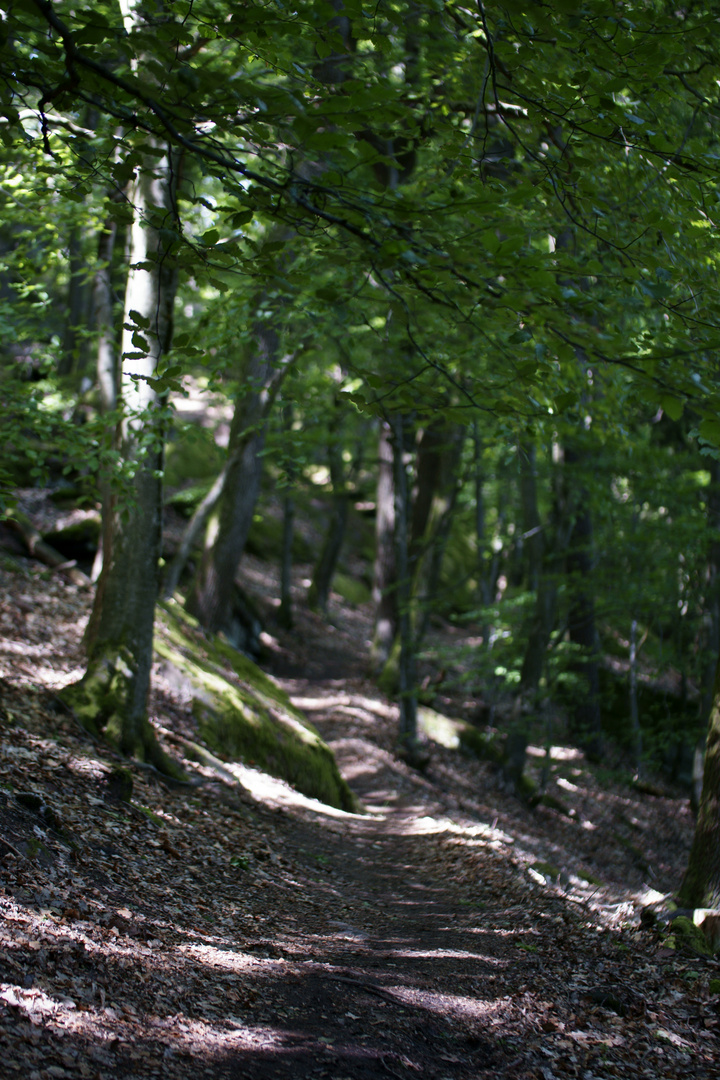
xmin=308 ymin=399 xmax=349 ymax=615
xmin=371 ymin=420 xmax=398 ymax=669
xmin=63 ymin=135 xmax=181 ymax=773
xmin=187 ymin=321 xmax=293 ymax=642
xmin=392 ymin=414 xmax=418 ymax=755
xmin=565 ymin=442 xmax=602 ymax=758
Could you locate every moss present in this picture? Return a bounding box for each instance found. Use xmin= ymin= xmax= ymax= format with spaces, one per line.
xmin=578 ymin=870 xmax=604 ymax=886
xmin=134 ymin=804 xmax=164 ymax=826
xmin=377 ymin=638 xmax=400 ymax=695
xmin=155 ymin=604 xmax=358 ymax=812
xmin=667 ymin=915 xmax=712 ymax=957
xmin=333 ymin=573 xmax=371 ymax=607
xmin=516 ymin=772 xmax=538 ymax=801
xmin=164 ymin=481 xmax=213 ymax=517
xmin=709 ymin=978 xmax=720 ymax=994
xmin=531 ymin=861 xmax=561 ymax=882
xmin=60 ymin=651 xmax=186 ymax=781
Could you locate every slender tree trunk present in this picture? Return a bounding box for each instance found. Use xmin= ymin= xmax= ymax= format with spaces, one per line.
xmin=308 ymin=398 xmax=349 ymax=614
xmin=371 ymin=420 xmax=397 ymax=669
xmin=680 ymin=650 xmax=720 ymax=908
xmin=279 ymin=491 xmax=295 ymax=629
xmin=412 ymin=423 xmax=464 ymax=647
xmin=520 ymin=443 xmax=561 ymax=698
xmin=391 ymin=414 xmax=418 ymax=754
xmin=519 ymin=441 xmax=542 ymax=593
xmin=278 ymin=404 xmax=295 ymax=629
xmin=162 ymin=461 xmax=228 ymax=599
xmin=186 ymin=323 xmax=294 ymax=641
xmin=62 ymin=136 xmax=181 ymax=773
xmin=629 ymin=617 xmax=643 ymax=777
xmin=690 ymin=457 xmax=720 ymax=812
xmin=58 ymin=229 xmax=90 ymax=377
xmin=90 ymin=211 xmax=121 ymax=584
xmin=473 ymin=422 xmax=493 ymax=645
xmin=565 ymin=443 xmax=602 ymax=758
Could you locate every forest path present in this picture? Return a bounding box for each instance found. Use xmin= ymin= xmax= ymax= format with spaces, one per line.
xmin=0 ymin=553 xmax=714 ymax=1080
xmin=217 ymin=672 xmax=518 ymax=1080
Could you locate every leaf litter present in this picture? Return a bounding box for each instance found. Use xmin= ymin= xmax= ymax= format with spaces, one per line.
xmin=0 ymin=554 xmax=718 ymax=1079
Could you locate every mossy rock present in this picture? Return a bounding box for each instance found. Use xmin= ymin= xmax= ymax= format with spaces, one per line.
xmin=418 ymin=706 xmax=462 ymax=749
xmin=666 ymin=915 xmax=713 ymax=957
xmin=530 ymin=861 xmax=561 ymax=883
xmin=155 ymin=604 xmax=358 ymax=813
xmin=417 ymin=706 xmax=505 ymax=767
xmin=333 ymin=572 xmax=371 ymax=607
xmin=165 ymin=481 xmax=214 ymax=518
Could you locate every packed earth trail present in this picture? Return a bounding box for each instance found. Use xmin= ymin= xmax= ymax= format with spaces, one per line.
xmin=0 ymin=558 xmax=718 ymax=1079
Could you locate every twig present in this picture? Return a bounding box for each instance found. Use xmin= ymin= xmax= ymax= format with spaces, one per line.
xmin=0 ymin=834 xmax=26 ymax=860
xmin=319 ymin=973 xmax=422 ymax=1010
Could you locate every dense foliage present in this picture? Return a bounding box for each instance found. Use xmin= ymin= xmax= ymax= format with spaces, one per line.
xmin=2 ymin=1 xmax=720 ymax=899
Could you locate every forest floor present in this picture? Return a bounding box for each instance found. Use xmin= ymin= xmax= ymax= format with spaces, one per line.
xmin=0 ymin=529 xmax=719 ymax=1080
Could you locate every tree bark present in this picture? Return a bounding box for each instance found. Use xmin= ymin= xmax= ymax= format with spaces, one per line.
xmin=58 ymin=228 xmax=90 ymax=377
xmin=90 ymin=208 xmax=122 ymax=584
xmin=186 ymin=322 xmax=293 ymax=641
xmin=278 ymin=403 xmax=296 ymax=629
xmin=520 ymin=442 xmax=562 ymax=698
xmin=565 ymin=442 xmax=602 ymax=758
xmin=391 ymin=414 xmax=418 ymax=755
xmin=62 ymin=128 xmax=181 ymax=774
xmin=680 ymin=650 xmax=720 ymax=908
xmin=371 ymin=420 xmax=398 ymax=669
xmin=308 ymin=402 xmax=349 ymax=615
xmin=411 ymin=422 xmax=463 ymax=647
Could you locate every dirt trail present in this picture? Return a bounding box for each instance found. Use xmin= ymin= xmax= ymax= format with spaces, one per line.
xmin=214 ymin=683 xmax=516 ymax=1080
xmin=0 ymin=556 xmax=717 ymax=1079
xmin=213 ymin=666 xmax=706 ymax=1080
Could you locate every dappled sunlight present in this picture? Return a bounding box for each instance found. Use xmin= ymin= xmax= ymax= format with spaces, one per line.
xmin=224 ymin=761 xmax=374 ymax=820
xmin=527 ymin=744 xmax=585 ymax=761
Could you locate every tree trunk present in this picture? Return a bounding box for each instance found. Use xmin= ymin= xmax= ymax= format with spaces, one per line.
xmin=308 ymin=399 xmax=349 ymax=615
xmin=391 ymin=414 xmax=419 ymax=756
xmin=371 ymin=420 xmax=397 ymax=669
xmin=186 ymin=321 xmax=291 ymax=642
xmin=412 ymin=423 xmax=464 ymax=648
xmin=629 ymin=617 xmax=643 ymax=777
xmin=58 ymin=228 xmax=90 ymax=377
xmin=278 ymin=491 xmax=295 ymax=629
xmin=62 ymin=135 xmax=181 ymax=774
xmin=565 ymin=443 xmax=602 ymax=758
xmin=680 ymin=651 xmax=720 ymax=908
xmin=520 ymin=442 xmax=561 ymax=698
xmin=90 ymin=210 xmax=121 ymax=584
xmin=473 ymin=422 xmax=493 ymax=647
xmin=518 ymin=440 xmax=543 ymax=593
xmin=276 ymin=402 xmax=296 ymax=628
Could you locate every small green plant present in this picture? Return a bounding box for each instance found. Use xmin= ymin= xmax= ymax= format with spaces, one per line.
xmin=230 ymin=854 xmax=250 ymax=870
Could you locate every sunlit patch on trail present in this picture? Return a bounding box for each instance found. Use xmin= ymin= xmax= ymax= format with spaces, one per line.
xmin=224 ymin=762 xmax=374 ymax=819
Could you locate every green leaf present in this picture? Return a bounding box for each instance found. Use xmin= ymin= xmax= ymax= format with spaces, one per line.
xmin=661 ymin=396 xmax=684 ymax=421
xmin=698 ymin=419 xmax=720 ymax=446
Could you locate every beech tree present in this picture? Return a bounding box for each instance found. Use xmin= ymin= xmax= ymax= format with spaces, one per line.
xmin=4 ymin=0 xmax=720 ymax=823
